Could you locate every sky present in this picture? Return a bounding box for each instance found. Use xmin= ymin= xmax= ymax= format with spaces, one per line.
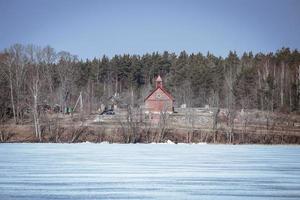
xmin=0 ymin=0 xmax=299 ymax=59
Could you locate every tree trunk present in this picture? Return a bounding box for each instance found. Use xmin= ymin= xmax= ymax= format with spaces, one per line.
xmin=272 ymin=65 xmax=276 ymax=112
xmin=33 ymin=93 xmax=41 ymax=141
xmin=280 ymin=62 xmax=285 ymax=106
xmin=131 ymin=85 xmax=134 ymax=107
xmin=258 ymin=70 xmax=264 ymax=110
xmin=298 ymin=65 xmax=300 ymax=110
xmin=8 ymin=66 xmax=17 ymax=124
xmin=115 ymin=75 xmax=118 ymax=95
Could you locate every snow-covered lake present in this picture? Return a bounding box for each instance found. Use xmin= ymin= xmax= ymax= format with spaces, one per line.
xmin=0 ymin=144 xmax=300 ymax=200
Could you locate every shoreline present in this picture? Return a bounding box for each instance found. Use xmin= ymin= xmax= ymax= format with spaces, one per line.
xmin=2 ymin=142 xmax=300 ymax=146
xmin=1 ymin=125 xmax=300 ymax=144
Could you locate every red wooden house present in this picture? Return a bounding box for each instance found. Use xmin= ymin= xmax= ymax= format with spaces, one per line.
xmin=144 ymin=75 xmax=174 ymax=113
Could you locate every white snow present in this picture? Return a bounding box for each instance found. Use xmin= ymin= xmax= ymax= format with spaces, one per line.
xmin=166 ymin=139 xmax=175 ymax=144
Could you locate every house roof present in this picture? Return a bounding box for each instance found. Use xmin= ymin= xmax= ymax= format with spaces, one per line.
xmin=144 ymin=86 xmax=174 ymax=102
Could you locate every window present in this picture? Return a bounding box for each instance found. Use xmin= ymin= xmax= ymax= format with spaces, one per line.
xmin=156 ymin=93 xmax=162 ymax=99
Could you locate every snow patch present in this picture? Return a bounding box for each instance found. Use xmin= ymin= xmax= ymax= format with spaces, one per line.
xmin=166 ymin=140 xmax=175 ymax=144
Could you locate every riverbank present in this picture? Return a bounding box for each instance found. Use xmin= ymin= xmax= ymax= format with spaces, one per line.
xmin=1 ymin=108 xmax=300 ymax=144
xmin=1 ymin=124 xmax=300 ymax=144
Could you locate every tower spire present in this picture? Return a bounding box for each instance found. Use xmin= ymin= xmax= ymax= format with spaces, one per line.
xmin=156 ymin=75 xmax=162 ymax=88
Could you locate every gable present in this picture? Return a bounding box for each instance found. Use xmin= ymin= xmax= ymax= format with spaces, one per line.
xmin=145 ymin=87 xmax=174 ymax=101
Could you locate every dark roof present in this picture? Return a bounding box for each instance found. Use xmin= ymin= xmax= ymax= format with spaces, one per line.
xmin=144 ymin=86 xmax=174 ymax=102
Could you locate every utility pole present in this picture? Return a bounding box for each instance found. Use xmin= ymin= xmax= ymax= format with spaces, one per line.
xmin=73 ymin=91 xmax=83 ymax=113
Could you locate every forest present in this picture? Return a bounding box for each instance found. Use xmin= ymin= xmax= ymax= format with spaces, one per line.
xmin=0 ymin=44 xmax=300 ymax=127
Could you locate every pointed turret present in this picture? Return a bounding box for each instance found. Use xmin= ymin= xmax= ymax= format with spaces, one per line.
xmin=156 ymin=75 xmax=163 ymax=88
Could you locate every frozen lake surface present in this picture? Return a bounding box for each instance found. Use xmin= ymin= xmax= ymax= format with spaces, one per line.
xmin=0 ymin=144 xmax=300 ymax=200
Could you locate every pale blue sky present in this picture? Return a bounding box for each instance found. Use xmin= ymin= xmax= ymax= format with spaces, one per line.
xmin=0 ymin=0 xmax=299 ymax=58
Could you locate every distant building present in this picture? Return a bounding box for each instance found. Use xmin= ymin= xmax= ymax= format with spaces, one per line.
xmin=105 ymin=93 xmax=127 ymax=111
xmin=144 ymin=75 xmax=174 ymax=114
xmin=107 ymin=93 xmax=120 ymax=110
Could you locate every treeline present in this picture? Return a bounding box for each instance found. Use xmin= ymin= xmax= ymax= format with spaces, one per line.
xmin=0 ymin=44 xmax=300 ymax=124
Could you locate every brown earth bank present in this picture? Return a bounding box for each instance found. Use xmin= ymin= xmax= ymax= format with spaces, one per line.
xmin=1 ymin=125 xmax=300 ymax=144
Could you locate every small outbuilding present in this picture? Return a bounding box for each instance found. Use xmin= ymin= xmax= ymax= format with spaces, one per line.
xmin=144 ymin=75 xmax=174 ymax=113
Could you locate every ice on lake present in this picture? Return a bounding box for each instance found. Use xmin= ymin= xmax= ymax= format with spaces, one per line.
xmin=0 ymin=143 xmax=300 ymax=200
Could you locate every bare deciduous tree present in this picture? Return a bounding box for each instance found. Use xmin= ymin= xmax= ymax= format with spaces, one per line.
xmin=26 ymin=45 xmax=44 ymax=141
xmin=156 ymin=105 xmax=170 ymax=142
xmin=57 ymin=51 xmax=78 ymax=114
